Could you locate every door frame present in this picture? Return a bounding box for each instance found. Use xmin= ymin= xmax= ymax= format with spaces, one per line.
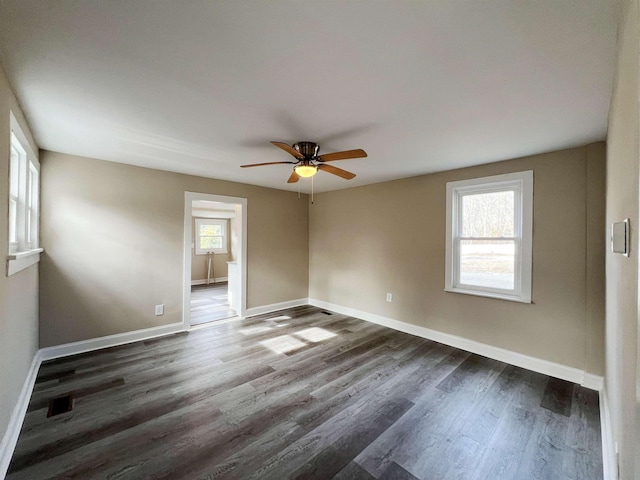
xmin=183 ymin=191 xmax=248 ymax=328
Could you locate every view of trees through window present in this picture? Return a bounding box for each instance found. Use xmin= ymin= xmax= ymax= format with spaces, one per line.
xmin=199 ymin=223 xmax=223 ymax=250
xmin=459 ymin=191 xmax=515 ymax=290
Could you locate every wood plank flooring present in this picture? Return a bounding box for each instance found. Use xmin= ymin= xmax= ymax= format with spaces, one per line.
xmin=190 ymin=282 xmax=236 ymax=325
xmin=7 ymin=306 xmax=603 ymax=479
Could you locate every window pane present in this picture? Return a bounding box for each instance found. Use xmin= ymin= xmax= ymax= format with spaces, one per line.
xmin=26 ymin=209 xmax=31 ymax=243
xmin=200 ymin=236 xmax=222 ymax=250
xmin=9 ymin=199 xmax=16 ymax=242
xmin=200 ymin=224 xmax=222 ymax=236
xmin=29 ymin=165 xmax=38 ymax=207
xmin=28 ymin=166 xmax=39 ymax=247
xmin=462 ymin=191 xmax=514 ymax=237
xmin=10 ymin=146 xmax=19 ymax=197
xmin=459 ymin=239 xmax=514 ymax=290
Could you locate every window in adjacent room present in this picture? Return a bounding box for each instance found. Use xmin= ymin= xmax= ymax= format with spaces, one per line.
xmin=7 ymin=111 xmax=42 ymax=276
xmin=445 ymin=170 xmax=533 ymax=303
xmin=195 ymin=218 xmax=227 ymax=255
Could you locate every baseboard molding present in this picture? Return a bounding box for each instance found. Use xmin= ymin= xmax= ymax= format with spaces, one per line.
xmin=39 ymin=322 xmax=187 ymax=362
xmin=0 ymin=350 xmax=42 ymax=479
xmin=1 ymin=300 xmax=607 ymax=480
xmin=1 ymin=322 xmax=190 ymax=479
xmin=599 ymin=387 xmax=617 ymax=480
xmin=191 ymin=277 xmax=228 ymax=286
xmin=309 ymin=298 xmax=603 ymax=389
xmin=245 ymin=298 xmax=309 ymax=318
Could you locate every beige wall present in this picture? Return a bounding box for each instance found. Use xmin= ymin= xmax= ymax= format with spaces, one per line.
xmin=191 ymin=217 xmax=229 ymax=282
xmin=605 ymin=1 xmax=639 ymax=478
xmin=39 ymin=151 xmax=309 ymax=347
xmin=585 ymin=143 xmax=606 ymax=377
xmin=0 ymin=65 xmax=40 ymax=441
xmin=310 ymin=144 xmax=605 ymax=375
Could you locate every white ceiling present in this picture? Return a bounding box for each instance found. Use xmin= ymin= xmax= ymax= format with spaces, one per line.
xmin=0 ymin=1 xmax=619 ymax=193
xmin=192 ymin=200 xmax=236 ymax=219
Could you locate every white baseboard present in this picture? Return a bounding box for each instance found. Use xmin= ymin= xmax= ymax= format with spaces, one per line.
xmin=191 ymin=277 xmax=228 ymax=286
xmin=1 ymin=300 xmax=608 ymax=480
xmin=599 ymin=387 xmax=617 ymax=480
xmin=309 ymin=298 xmax=603 ymax=389
xmin=0 ymin=350 xmax=42 ymax=479
xmin=1 ymin=321 xmax=189 ymax=479
xmin=39 ymin=322 xmax=187 ymax=362
xmin=245 ymin=298 xmax=309 ymax=318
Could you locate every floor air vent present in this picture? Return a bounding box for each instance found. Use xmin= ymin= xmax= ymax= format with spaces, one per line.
xmin=48 ymin=394 xmax=73 ymax=417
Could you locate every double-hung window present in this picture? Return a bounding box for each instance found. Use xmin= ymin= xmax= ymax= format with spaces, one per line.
xmin=445 ymin=171 xmax=533 ymax=303
xmin=7 ymin=112 xmax=41 ymax=275
xmin=195 ymin=219 xmax=227 ymax=255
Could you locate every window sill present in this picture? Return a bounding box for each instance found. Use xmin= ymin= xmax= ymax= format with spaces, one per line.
xmin=7 ymin=248 xmax=43 ymax=276
xmin=444 ymin=286 xmax=531 ymax=304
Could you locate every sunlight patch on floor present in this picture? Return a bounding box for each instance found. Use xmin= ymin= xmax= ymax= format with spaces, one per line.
xmin=294 ymin=327 xmax=337 ymax=343
xmin=260 ymin=335 xmax=306 ymax=354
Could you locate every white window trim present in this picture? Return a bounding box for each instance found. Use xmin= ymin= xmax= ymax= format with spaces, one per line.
xmin=445 ymin=170 xmax=533 ymax=303
xmin=194 ymin=218 xmax=228 ymax=255
xmin=7 ymin=112 xmax=41 ymax=276
xmin=7 ymin=248 xmax=43 ymax=276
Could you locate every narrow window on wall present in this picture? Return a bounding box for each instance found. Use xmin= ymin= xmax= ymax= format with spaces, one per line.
xmin=445 ymin=171 xmax=533 ymax=303
xmin=9 ymin=141 xmax=20 ymax=247
xmin=7 ymin=111 xmax=41 ymax=276
xmin=195 ymin=219 xmax=227 ymax=255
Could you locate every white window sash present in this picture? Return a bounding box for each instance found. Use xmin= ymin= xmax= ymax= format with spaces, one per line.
xmin=445 ymin=171 xmax=533 ymax=303
xmin=194 ymin=218 xmax=228 ymax=255
xmin=27 ymin=163 xmax=39 ymax=249
xmin=7 ymin=111 xmax=41 ymax=276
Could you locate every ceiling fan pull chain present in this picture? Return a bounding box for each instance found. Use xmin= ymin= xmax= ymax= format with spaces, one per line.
xmin=298 ymin=179 xmax=300 ymax=200
xmin=311 ymin=175 xmax=314 ymax=204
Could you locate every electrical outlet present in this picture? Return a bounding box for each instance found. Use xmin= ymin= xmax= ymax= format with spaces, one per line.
xmin=155 ymin=304 xmax=164 ymax=316
xmin=386 ymin=293 xmax=393 ymax=302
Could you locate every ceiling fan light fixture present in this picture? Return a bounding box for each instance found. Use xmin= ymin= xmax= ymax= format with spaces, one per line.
xmin=294 ymin=165 xmax=318 ymax=178
xmin=243 ymin=141 xmax=364 ymax=183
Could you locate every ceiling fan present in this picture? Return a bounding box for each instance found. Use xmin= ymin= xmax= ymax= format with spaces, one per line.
xmin=241 ymin=141 xmax=367 ymax=183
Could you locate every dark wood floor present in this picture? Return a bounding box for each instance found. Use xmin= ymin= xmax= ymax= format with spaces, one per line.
xmin=190 ymin=282 xmax=236 ymax=325
xmin=7 ymin=306 xmax=603 ymax=479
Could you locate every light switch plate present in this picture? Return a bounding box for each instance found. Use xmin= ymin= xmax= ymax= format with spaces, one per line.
xmin=611 ymin=219 xmax=630 ymax=256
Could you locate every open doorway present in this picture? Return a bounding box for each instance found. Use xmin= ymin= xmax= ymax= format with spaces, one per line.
xmin=183 ymin=192 xmax=247 ymax=329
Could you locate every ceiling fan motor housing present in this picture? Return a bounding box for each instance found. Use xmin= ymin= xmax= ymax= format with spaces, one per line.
xmin=241 ymin=141 xmax=363 ymax=183
xmin=293 ymin=142 xmax=319 ymax=159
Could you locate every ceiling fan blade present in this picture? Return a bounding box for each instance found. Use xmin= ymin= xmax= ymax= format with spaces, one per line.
xmin=271 ymin=141 xmax=304 ymax=159
xmin=317 ymin=149 xmax=367 ymax=162
xmin=317 ymin=163 xmax=356 ymax=180
xmin=240 ymin=161 xmax=296 ymax=168
xmin=287 ymin=170 xmax=300 ymax=183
